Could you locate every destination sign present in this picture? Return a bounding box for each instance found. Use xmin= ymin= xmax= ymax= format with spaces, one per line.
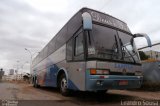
xmin=86 ymin=10 xmax=131 ymax=33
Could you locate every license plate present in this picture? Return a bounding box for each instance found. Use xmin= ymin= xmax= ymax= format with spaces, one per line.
xmin=119 ymin=80 xmax=128 ymax=85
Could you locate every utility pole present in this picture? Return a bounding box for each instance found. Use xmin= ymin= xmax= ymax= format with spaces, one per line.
xmin=25 ymin=48 xmax=32 ymax=73
xmin=25 ymin=48 xmax=39 ymax=84
xmin=16 ymin=60 xmax=19 ymax=81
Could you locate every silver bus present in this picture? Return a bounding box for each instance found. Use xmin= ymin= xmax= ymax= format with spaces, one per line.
xmin=31 ymin=8 xmax=152 ymax=96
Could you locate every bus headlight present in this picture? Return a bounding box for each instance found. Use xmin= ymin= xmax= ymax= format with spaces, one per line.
xmin=90 ymin=69 xmax=110 ymax=75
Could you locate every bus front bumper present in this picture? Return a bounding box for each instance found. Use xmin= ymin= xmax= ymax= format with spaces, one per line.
xmin=86 ymin=75 xmax=143 ymax=91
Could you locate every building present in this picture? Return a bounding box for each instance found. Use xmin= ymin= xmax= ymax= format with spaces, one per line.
xmin=2 ymin=75 xmax=6 ymax=81
xmin=144 ymin=50 xmax=160 ymax=60
xmin=9 ymin=69 xmax=14 ymax=75
xmin=16 ymin=74 xmax=24 ymax=80
xmin=2 ymin=75 xmax=15 ymax=81
xmin=2 ymin=74 xmax=23 ymax=81
xmin=0 ymin=69 xmax=4 ymax=81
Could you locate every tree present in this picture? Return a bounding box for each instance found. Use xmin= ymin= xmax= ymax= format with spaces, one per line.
xmin=139 ymin=51 xmax=149 ymax=60
xmin=0 ymin=69 xmax=4 ymax=81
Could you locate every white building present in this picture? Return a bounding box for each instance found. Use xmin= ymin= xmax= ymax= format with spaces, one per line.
xmin=2 ymin=74 xmax=24 ymax=81
xmin=2 ymin=75 xmax=15 ymax=81
xmin=144 ymin=50 xmax=160 ymax=60
xmin=16 ymin=74 xmax=24 ymax=80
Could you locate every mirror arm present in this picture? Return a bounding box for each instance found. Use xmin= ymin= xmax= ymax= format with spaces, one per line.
xmin=133 ymin=33 xmax=152 ymax=47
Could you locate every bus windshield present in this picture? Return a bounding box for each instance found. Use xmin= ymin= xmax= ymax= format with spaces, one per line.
xmin=87 ymin=24 xmax=140 ymax=63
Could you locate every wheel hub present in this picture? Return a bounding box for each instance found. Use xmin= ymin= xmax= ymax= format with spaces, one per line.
xmin=61 ymin=78 xmax=67 ymax=92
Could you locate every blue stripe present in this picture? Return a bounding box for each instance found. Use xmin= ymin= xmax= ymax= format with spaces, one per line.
xmin=45 ymin=64 xmax=59 ymax=87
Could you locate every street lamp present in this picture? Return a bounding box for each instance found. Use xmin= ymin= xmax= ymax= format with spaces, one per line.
xmin=25 ymin=48 xmax=33 ymax=74
xmin=25 ymin=48 xmax=39 ymax=72
xmin=16 ymin=60 xmax=19 ymax=74
xmin=21 ymin=61 xmax=29 ymax=74
xmin=15 ymin=60 xmax=19 ymax=81
xmin=25 ymin=48 xmax=40 ymax=84
xmin=25 ymin=48 xmax=32 ymax=61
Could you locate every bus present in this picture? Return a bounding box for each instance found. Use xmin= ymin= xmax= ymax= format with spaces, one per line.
xmin=31 ymin=8 xmax=152 ymax=96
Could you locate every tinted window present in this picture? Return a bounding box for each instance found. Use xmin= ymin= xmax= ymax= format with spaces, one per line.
xmin=90 ymin=24 xmax=118 ymax=59
xmin=75 ymin=33 xmax=84 ymax=56
xmin=118 ymin=31 xmax=140 ymax=63
xmin=43 ymin=46 xmax=48 ymax=58
xmin=48 ymin=38 xmax=56 ymax=55
xmin=87 ymin=24 xmax=140 ymax=63
xmin=66 ymin=38 xmax=73 ymax=61
xmin=93 ymin=25 xmax=117 ymax=50
xmin=55 ymin=26 xmax=67 ymax=50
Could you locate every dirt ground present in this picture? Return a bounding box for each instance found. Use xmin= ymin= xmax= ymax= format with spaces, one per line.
xmin=0 ymin=82 xmax=159 ymax=106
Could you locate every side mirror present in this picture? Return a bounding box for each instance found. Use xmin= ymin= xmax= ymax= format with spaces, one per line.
xmin=133 ymin=33 xmax=152 ymax=47
xmin=82 ymin=12 xmax=92 ymax=30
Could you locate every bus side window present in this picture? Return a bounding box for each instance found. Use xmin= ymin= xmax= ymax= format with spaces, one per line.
xmin=66 ymin=38 xmax=73 ymax=61
xmin=73 ymin=32 xmax=84 ymax=61
xmin=75 ymin=33 xmax=84 ymax=56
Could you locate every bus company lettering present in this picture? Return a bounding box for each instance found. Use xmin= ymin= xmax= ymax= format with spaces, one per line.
xmin=91 ymin=11 xmax=113 ymax=26
xmin=115 ymin=63 xmax=133 ymax=69
xmin=90 ymin=11 xmax=130 ymax=32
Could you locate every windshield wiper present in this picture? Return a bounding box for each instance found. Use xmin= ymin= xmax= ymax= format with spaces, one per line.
xmin=110 ymin=35 xmax=119 ymax=59
xmin=117 ymin=35 xmax=136 ymax=63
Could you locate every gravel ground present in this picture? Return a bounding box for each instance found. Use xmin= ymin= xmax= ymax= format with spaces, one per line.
xmin=0 ymin=82 xmax=159 ymax=106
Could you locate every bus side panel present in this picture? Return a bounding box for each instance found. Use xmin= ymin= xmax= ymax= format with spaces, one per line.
xmin=45 ymin=45 xmax=66 ymax=87
xmin=45 ymin=64 xmax=59 ymax=87
xmin=65 ymin=62 xmax=86 ymax=91
xmin=32 ymin=45 xmax=66 ymax=87
xmin=32 ymin=43 xmax=86 ymax=90
xmin=64 ymin=11 xmax=86 ymax=91
xmin=33 ymin=44 xmax=86 ymax=91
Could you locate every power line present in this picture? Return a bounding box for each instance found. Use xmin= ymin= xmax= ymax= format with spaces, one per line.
xmin=138 ymin=42 xmax=160 ymax=50
xmin=99 ymin=0 xmax=111 ymax=11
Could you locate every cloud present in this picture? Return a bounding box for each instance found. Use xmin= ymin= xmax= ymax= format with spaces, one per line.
xmin=0 ymin=0 xmax=65 ymax=72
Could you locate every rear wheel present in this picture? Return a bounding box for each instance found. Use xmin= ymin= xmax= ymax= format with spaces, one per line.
xmin=33 ymin=77 xmax=40 ymax=88
xmin=33 ymin=78 xmax=35 ymax=87
xmin=59 ymin=74 xmax=70 ymax=96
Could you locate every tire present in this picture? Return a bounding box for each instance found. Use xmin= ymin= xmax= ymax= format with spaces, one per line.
xmin=33 ymin=78 xmax=35 ymax=87
xmin=59 ymin=74 xmax=70 ymax=96
xmin=34 ymin=77 xmax=40 ymax=88
xmin=96 ymin=90 xmax=107 ymax=95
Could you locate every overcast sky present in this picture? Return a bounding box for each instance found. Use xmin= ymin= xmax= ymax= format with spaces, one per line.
xmin=0 ymin=0 xmax=160 ymax=74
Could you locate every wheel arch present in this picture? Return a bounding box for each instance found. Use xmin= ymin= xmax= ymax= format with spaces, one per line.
xmin=32 ymin=75 xmax=37 ymax=83
xmin=57 ymin=68 xmax=68 ymax=87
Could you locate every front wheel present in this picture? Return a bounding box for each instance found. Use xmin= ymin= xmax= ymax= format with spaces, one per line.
xmin=59 ymin=74 xmax=70 ymax=96
xmin=96 ymin=90 xmax=107 ymax=95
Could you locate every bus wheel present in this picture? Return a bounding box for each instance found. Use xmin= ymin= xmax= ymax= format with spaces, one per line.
xmin=96 ymin=90 xmax=107 ymax=95
xmin=34 ymin=78 xmax=40 ymax=88
xmin=59 ymin=74 xmax=70 ymax=96
xmin=33 ymin=78 xmax=35 ymax=87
